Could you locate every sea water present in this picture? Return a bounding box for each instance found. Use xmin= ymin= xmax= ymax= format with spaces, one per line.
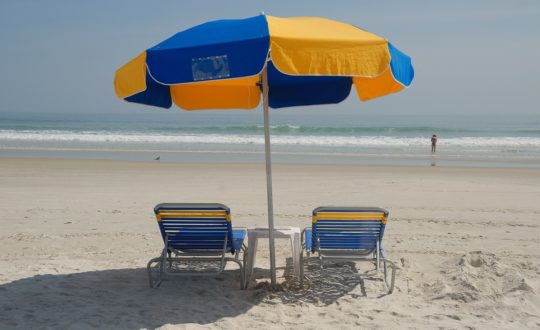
xmin=1 ymin=111 xmax=539 ymax=168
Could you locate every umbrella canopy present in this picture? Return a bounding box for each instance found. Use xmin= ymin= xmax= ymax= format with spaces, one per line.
xmin=114 ymin=14 xmax=414 ymax=286
xmin=115 ymin=15 xmax=413 ymax=110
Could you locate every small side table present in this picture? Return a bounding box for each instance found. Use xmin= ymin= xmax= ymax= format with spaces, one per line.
xmin=244 ymin=226 xmax=301 ymax=287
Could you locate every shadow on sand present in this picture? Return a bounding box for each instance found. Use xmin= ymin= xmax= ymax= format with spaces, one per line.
xmin=0 ymin=260 xmax=377 ymax=329
xmin=276 ymin=258 xmax=389 ymax=304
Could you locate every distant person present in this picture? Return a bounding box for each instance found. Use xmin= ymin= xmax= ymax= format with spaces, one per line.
xmin=431 ymin=134 xmax=438 ymax=153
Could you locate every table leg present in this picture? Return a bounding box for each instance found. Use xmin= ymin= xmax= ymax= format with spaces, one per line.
xmin=245 ymin=232 xmax=259 ymax=286
xmin=293 ymin=232 xmax=301 ymax=279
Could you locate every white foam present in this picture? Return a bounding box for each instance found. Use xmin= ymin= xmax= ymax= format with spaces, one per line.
xmin=1 ymin=130 xmax=540 ymax=148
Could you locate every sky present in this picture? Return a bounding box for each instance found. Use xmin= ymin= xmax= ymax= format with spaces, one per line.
xmin=0 ymin=0 xmax=539 ymax=117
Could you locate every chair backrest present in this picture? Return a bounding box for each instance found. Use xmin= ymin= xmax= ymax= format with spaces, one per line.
xmin=311 ymin=207 xmax=388 ymax=251
xmin=154 ymin=203 xmax=234 ymax=252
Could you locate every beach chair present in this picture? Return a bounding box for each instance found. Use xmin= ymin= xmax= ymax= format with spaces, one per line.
xmin=301 ymin=207 xmax=396 ymax=293
xmin=147 ymin=203 xmax=247 ymax=289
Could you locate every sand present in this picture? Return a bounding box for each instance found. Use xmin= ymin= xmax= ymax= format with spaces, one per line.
xmin=0 ymin=158 xmax=539 ymax=329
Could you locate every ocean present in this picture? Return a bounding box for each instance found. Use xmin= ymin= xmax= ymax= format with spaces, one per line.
xmin=1 ymin=111 xmax=540 ymax=168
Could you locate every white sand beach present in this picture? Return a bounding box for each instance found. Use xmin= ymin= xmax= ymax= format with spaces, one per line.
xmin=0 ymin=158 xmax=539 ymax=329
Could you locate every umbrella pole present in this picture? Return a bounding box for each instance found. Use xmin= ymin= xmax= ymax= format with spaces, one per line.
xmin=261 ymin=64 xmax=277 ymax=286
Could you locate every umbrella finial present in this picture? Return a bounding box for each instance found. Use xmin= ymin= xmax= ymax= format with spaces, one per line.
xmin=259 ymin=11 xmax=265 ymax=16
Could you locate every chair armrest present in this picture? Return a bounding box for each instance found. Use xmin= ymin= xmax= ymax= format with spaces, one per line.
xmin=302 ymin=227 xmax=312 ymax=253
xmin=231 ymin=227 xmax=247 ymax=252
xmin=301 ymin=227 xmax=311 ymax=239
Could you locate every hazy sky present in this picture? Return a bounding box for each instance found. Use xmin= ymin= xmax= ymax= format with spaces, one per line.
xmin=0 ymin=0 xmax=539 ymax=116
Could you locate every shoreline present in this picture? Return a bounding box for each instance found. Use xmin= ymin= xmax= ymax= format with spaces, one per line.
xmin=3 ymin=155 xmax=540 ymax=173
xmin=2 ymin=147 xmax=540 ymax=169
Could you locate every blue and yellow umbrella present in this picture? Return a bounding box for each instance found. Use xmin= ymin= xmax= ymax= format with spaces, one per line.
xmin=114 ymin=14 xmax=414 ymax=285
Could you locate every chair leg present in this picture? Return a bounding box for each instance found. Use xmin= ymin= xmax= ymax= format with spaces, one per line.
xmin=229 ymin=256 xmax=245 ymax=290
xmin=384 ymin=259 xmax=388 ymax=282
xmin=382 ymin=259 xmax=396 ymax=294
xmin=376 ymin=241 xmax=380 ymax=273
xmin=152 ymin=249 xmax=168 ymax=288
xmin=147 ymin=257 xmax=162 ymax=288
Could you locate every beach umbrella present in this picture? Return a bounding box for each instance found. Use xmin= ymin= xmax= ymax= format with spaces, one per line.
xmin=114 ymin=14 xmax=414 ymax=285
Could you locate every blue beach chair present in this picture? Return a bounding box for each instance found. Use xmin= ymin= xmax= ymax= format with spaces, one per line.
xmin=147 ymin=203 xmax=247 ymax=289
xmin=301 ymin=207 xmax=396 ymax=293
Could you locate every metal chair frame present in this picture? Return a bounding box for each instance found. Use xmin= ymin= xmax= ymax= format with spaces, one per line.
xmin=300 ymin=208 xmax=396 ymax=294
xmin=147 ymin=232 xmax=246 ymax=289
